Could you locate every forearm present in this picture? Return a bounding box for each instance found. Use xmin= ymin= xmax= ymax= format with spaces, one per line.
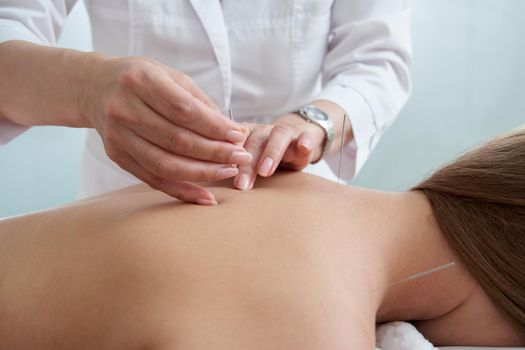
xmin=0 ymin=40 xmax=104 ymax=128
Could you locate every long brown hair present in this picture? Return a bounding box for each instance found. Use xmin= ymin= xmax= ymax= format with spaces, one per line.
xmin=413 ymin=126 xmax=525 ymax=334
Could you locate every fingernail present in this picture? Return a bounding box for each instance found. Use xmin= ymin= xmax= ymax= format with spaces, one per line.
xmin=216 ymin=167 xmax=239 ymax=179
xmin=226 ymin=130 xmax=246 ymax=143
xmin=300 ymin=139 xmax=312 ymax=150
xmin=195 ymin=198 xmax=218 ymax=206
xmin=259 ymin=157 xmax=274 ymax=177
xmin=237 ymin=174 xmax=250 ymax=191
xmin=230 ymin=151 xmax=253 ymax=164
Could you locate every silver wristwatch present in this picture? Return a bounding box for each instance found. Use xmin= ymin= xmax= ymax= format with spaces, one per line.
xmin=293 ymin=105 xmax=334 ymax=163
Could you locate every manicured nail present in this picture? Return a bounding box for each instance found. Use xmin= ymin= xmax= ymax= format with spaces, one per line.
xmin=226 ymin=130 xmax=246 ymax=143
xmin=237 ymin=174 xmax=250 ymax=191
xmin=259 ymin=157 xmax=274 ymax=177
xmin=216 ymin=167 xmax=239 ymax=179
xmin=230 ymin=151 xmax=253 ymax=164
xmin=195 ymin=198 xmax=218 ymax=206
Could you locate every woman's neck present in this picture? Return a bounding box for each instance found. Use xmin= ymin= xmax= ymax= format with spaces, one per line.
xmin=364 ymin=189 xmax=525 ymax=346
xmin=360 ymin=190 xmax=477 ymax=323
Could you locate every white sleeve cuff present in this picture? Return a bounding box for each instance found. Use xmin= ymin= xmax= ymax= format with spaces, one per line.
xmin=314 ymin=84 xmax=379 ymax=180
xmin=0 ymin=117 xmax=29 ymax=145
xmin=0 ymin=23 xmax=44 ymax=44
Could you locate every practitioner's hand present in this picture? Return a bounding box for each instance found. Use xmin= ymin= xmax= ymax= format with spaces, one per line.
xmin=233 ymin=114 xmax=325 ymax=191
xmin=81 ymin=56 xmax=252 ymax=205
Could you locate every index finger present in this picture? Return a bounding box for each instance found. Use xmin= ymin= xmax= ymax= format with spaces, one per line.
xmin=139 ymin=57 xmax=222 ymax=113
xmin=167 ymin=70 xmax=221 ymax=113
xmin=257 ymin=124 xmax=296 ymax=177
xmin=139 ymin=69 xmax=246 ymax=144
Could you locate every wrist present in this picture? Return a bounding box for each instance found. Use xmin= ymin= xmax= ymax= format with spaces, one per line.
xmin=69 ymin=50 xmax=110 ymax=128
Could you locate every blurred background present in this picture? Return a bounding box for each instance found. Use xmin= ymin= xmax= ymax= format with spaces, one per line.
xmin=1 ymin=0 xmax=524 ymax=217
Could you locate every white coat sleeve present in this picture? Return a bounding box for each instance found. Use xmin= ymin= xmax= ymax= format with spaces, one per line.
xmin=314 ymin=0 xmax=412 ymax=179
xmin=0 ymin=0 xmax=78 ymax=145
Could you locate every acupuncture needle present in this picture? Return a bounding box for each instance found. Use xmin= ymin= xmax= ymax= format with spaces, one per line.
xmin=390 ymin=261 xmax=456 ymax=288
xmin=370 ymin=261 xmax=457 ymax=293
xmin=332 ymin=116 xmax=456 ymax=288
xmin=229 ymin=108 xmax=241 ymax=171
xmin=332 ymin=115 xmax=456 ymax=298
xmin=405 ymin=261 xmax=456 ymax=281
xmin=337 ymin=114 xmax=347 ymax=188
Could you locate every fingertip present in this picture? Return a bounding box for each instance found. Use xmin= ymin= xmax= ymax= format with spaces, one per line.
xmin=299 ymin=140 xmax=313 ymax=151
xmin=229 ymin=124 xmax=250 ymax=145
xmin=233 ymin=125 xmax=250 ymax=145
xmin=235 ymin=173 xmax=251 ymax=191
xmin=195 ymin=198 xmax=218 ymax=206
xmin=258 ymin=157 xmax=275 ymax=177
xmin=240 ymin=125 xmax=250 ymax=137
xmin=226 ymin=130 xmax=246 ymax=143
xmin=298 ymin=133 xmax=313 ymax=148
xmin=297 ymin=141 xmax=313 ymax=157
xmin=216 ymin=167 xmax=240 ymax=180
xmin=170 ymin=183 xmax=216 ymax=205
xmin=230 ymin=151 xmax=253 ymax=165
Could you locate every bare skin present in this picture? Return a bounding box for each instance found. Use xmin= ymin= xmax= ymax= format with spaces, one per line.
xmin=0 ymin=172 xmax=523 ymax=349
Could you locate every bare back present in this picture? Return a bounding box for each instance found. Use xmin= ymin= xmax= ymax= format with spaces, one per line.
xmin=0 ymin=172 xmax=377 ymax=349
xmin=1 ymin=171 xmax=517 ymax=349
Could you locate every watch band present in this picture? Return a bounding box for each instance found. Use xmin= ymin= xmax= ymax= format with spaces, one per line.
xmin=293 ymin=105 xmax=334 ymax=163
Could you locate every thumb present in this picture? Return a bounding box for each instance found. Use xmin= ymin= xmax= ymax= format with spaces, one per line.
xmin=296 ymin=131 xmax=315 ymax=156
xmin=281 ymin=133 xmax=314 ymax=170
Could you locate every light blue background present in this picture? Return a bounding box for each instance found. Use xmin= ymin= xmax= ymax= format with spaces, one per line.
xmin=1 ymin=0 xmax=524 ymax=217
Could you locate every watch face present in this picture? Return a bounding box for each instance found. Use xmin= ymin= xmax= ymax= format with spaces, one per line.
xmin=307 ymin=108 xmax=329 ymax=121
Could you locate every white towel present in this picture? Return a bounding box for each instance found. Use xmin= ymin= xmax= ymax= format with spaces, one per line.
xmin=375 ymin=322 xmax=437 ymax=350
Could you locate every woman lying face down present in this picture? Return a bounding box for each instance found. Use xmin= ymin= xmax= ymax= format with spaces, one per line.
xmin=0 ymin=128 xmax=524 ymax=350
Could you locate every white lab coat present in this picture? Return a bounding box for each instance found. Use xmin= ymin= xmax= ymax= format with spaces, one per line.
xmin=0 ymin=0 xmax=411 ymax=198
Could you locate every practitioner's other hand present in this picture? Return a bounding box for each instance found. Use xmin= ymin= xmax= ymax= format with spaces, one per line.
xmin=81 ymin=56 xmax=252 ymax=205
xmin=233 ymin=114 xmax=325 ymax=191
